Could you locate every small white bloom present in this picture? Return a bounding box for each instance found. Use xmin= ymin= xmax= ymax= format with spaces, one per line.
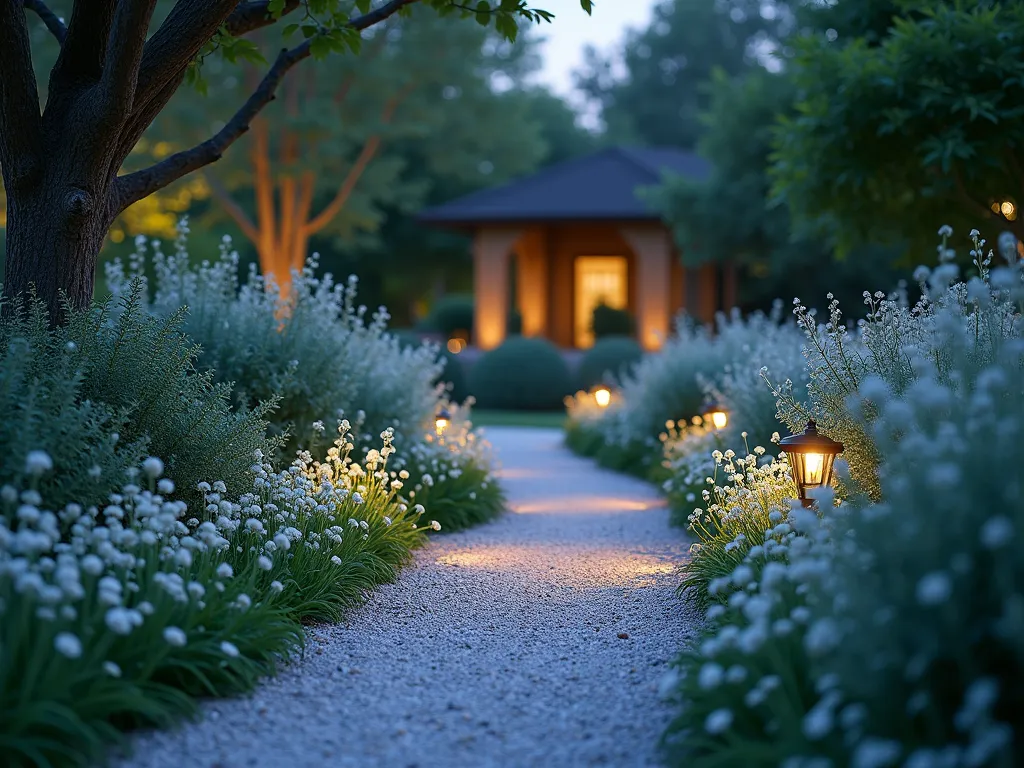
xmin=269 ymin=580 xmax=284 ymax=594
xmin=163 ymin=626 xmax=187 ymax=647
xmin=704 ymin=708 xmax=733 ymax=734
xmin=54 ymin=632 xmax=83 ymax=659
xmin=142 ymin=457 xmax=164 ymax=479
xmin=216 ymin=563 xmax=233 ymax=579
xmin=258 ymin=555 xmax=273 ymax=571
xmin=25 ymin=450 xmax=54 ymax=475
xmin=916 ymin=571 xmax=952 ymax=606
xmin=430 ymin=520 xmax=441 ymax=531
xmin=103 ymin=661 xmax=122 ymax=678
xmin=220 ymin=641 xmax=240 ymax=658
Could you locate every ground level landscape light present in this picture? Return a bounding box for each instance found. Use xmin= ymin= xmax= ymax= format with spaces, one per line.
xmin=778 ymin=419 xmax=844 ymax=507
xmin=435 ymin=406 xmax=451 ymax=437
xmin=594 ymin=387 xmax=612 ymax=408
xmin=701 ymin=399 xmax=729 ymax=431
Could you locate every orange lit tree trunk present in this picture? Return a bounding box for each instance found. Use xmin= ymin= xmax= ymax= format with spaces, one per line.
xmin=207 ymin=64 xmax=412 ymax=299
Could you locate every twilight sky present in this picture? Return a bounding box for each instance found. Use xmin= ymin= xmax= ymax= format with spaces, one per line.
xmin=529 ymin=0 xmax=660 ymax=98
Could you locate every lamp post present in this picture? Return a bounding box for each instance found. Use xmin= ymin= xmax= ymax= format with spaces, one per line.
xmin=594 ymin=386 xmax=612 ymax=408
xmin=435 ymin=406 xmax=451 ymax=437
xmin=778 ymin=420 xmax=844 ymax=508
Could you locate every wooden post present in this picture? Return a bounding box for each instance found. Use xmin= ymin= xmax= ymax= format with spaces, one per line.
xmin=516 ymin=227 xmax=549 ymax=338
xmin=619 ymin=225 xmax=672 ymax=351
xmin=472 ymin=228 xmax=520 ymax=350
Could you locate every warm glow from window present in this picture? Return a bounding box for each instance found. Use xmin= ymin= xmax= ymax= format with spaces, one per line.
xmin=447 ymin=338 xmax=465 ymax=354
xmin=710 ymin=410 xmax=728 ymax=430
xmin=594 ymin=387 xmax=611 ymax=408
xmin=574 ymin=256 xmax=628 ymax=348
xmin=804 ymin=453 xmax=825 ymax=485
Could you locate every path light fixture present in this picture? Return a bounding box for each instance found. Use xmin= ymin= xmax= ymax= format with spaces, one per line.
xmin=594 ymin=386 xmax=612 ymax=408
xmin=434 ymin=406 xmax=451 ymax=437
xmin=702 ymin=398 xmax=729 ymax=431
xmin=778 ymin=420 xmax=844 ymax=508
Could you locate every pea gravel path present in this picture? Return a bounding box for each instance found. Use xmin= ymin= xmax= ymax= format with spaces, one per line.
xmin=120 ymin=427 xmax=696 ymax=768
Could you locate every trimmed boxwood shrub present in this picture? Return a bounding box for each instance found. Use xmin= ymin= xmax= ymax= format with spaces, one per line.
xmin=469 ymin=336 xmax=573 ymax=411
xmin=577 ymin=335 xmax=644 ymax=390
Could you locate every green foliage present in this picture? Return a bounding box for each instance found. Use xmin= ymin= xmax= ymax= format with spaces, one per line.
xmin=469 ymin=336 xmax=572 ymax=410
xmin=0 ymin=297 xmax=145 ymax=513
xmin=577 ymin=335 xmax=643 ymax=390
xmin=591 ymin=303 xmax=634 ymax=339
xmin=0 ymin=286 xmax=278 ymax=511
xmin=772 ymin=1 xmax=1024 ymax=259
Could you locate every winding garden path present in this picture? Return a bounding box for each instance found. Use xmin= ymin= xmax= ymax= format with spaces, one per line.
xmin=123 ymin=427 xmax=695 ymax=768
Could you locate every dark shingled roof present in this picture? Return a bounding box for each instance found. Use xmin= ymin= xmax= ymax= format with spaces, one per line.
xmin=418 ymin=146 xmax=711 ymax=227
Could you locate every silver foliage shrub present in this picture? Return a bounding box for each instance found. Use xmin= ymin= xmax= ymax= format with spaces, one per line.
xmin=105 ymin=224 xmax=445 ymax=455
xmin=663 ymin=229 xmax=1024 ymax=767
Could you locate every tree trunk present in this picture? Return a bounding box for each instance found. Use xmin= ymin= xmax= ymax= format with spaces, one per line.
xmin=3 ymin=177 xmax=112 ymax=324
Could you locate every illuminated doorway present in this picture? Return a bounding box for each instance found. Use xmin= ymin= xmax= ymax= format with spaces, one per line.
xmin=574 ymin=255 xmax=628 ymax=348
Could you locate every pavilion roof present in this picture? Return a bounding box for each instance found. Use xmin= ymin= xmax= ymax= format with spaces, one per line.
xmin=418 ymin=146 xmax=710 ymax=227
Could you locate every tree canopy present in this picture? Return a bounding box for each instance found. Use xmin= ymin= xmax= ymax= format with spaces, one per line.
xmin=576 ymin=0 xmax=790 ymax=148
xmin=772 ymin=0 xmax=1024 ymax=258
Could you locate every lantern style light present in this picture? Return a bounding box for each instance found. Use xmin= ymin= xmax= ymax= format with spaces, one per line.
xmin=778 ymin=419 xmax=844 ymax=507
xmin=701 ymin=398 xmax=729 ymax=431
xmin=434 ymin=406 xmax=451 ymax=437
xmin=594 ymin=387 xmax=612 ymax=408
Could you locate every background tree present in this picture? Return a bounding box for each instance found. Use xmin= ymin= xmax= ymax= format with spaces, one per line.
xmin=148 ymin=8 xmax=547 ymax=295
xmin=772 ymin=0 xmax=1024 ymax=260
xmin=575 ymin=0 xmax=791 ymax=147
xmin=648 ymin=66 xmax=908 ymax=315
xmin=0 ymin=0 xmax=587 ymax=323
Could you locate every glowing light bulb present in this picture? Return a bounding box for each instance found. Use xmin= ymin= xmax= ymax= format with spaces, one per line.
xmin=710 ymin=410 xmax=728 ymax=430
xmin=594 ymin=388 xmax=611 ymax=408
xmin=434 ymin=407 xmax=451 ymax=437
xmin=804 ymin=453 xmax=825 ymax=485
xmin=1001 ymin=201 xmax=1016 ymax=218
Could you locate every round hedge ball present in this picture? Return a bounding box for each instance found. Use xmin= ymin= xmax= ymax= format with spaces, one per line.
xmin=469 ymin=336 xmax=573 ymax=411
xmin=577 ymin=335 xmax=644 ymax=390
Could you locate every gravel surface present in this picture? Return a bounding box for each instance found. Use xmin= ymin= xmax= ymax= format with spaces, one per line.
xmin=119 ymin=427 xmax=696 ymax=768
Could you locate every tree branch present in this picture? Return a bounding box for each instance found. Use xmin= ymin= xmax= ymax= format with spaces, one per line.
xmin=226 ymin=0 xmax=302 ymax=36
xmin=103 ymin=0 xmax=159 ymax=114
xmin=0 ymin=0 xmax=42 ymax=188
xmin=205 ymin=172 xmax=260 ymax=243
xmin=52 ymin=0 xmax=117 ymax=83
xmin=304 ymin=82 xmax=413 ymax=236
xmin=114 ymin=40 xmax=311 ymax=212
xmin=22 ymin=0 xmax=67 ymax=43
xmin=114 ymin=0 xmax=420 ymax=212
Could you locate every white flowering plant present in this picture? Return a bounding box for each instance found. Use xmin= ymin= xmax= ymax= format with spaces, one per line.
xmin=105 ymin=224 xmax=445 ymax=457
xmin=391 ymin=401 xmax=505 ymax=532
xmin=769 ymin=227 xmax=1022 ymax=500
xmin=0 ymin=424 xmax=435 ymax=766
xmin=678 ymin=441 xmax=801 ymax=610
xmin=662 ymin=231 xmax=1024 ymax=766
